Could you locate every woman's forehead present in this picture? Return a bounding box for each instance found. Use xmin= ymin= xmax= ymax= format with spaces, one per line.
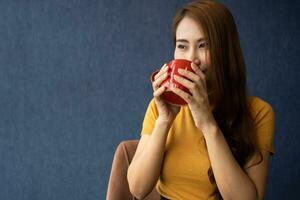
xmin=176 ymin=16 xmax=205 ymax=41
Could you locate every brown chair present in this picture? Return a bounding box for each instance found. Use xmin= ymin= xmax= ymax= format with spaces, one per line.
xmin=106 ymin=140 xmax=160 ymax=200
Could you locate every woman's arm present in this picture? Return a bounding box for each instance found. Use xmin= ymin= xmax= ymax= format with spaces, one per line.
xmin=203 ymin=123 xmax=269 ymax=200
xmin=128 ymin=63 xmax=180 ymax=199
xmin=170 ymin=62 xmax=271 ymax=200
xmin=127 ymin=119 xmax=171 ymax=199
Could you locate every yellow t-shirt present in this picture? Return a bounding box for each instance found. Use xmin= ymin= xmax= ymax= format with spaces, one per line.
xmin=141 ymin=96 xmax=275 ymax=200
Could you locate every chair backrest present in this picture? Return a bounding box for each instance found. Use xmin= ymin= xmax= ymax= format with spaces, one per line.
xmin=106 ymin=140 xmax=160 ymax=200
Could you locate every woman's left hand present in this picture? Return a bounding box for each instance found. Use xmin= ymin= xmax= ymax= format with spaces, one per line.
xmin=170 ymin=61 xmax=216 ymax=131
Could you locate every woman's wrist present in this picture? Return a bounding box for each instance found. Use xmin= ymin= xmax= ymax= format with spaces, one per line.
xmin=194 ymin=113 xmax=218 ymax=136
xmin=201 ymin=121 xmax=220 ymax=139
xmin=151 ymin=117 xmax=173 ymax=138
xmin=156 ymin=117 xmax=173 ymax=127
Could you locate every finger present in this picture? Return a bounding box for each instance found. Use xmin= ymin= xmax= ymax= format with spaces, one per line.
xmin=153 ymin=86 xmax=166 ymax=97
xmin=154 ymin=64 xmax=168 ymax=80
xmin=170 ymin=86 xmax=193 ymax=104
xmin=174 ymin=75 xmax=206 ymax=101
xmin=178 ymin=68 xmax=200 ymax=83
xmin=152 ymin=71 xmax=168 ymax=89
xmin=191 ymin=62 xmax=206 ymax=80
xmin=174 ymin=74 xmax=198 ymax=92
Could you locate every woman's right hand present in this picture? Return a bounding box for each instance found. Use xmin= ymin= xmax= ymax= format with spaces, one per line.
xmin=152 ymin=64 xmax=180 ymax=124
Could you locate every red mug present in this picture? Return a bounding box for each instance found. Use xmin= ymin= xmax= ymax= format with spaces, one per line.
xmin=151 ymin=59 xmax=193 ymax=106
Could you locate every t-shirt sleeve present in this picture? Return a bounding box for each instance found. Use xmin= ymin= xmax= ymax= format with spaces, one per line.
xmin=141 ymin=99 xmax=159 ymax=135
xmin=250 ymin=97 xmax=275 ymax=155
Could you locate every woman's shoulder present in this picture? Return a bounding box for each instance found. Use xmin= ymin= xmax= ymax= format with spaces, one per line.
xmin=248 ymin=96 xmax=272 ymax=109
xmin=145 ymin=98 xmax=158 ymax=113
xmin=247 ymin=96 xmax=274 ymax=121
xmin=147 ymin=98 xmax=158 ymax=112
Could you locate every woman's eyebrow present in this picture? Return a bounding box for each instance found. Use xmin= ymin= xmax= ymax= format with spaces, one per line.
xmin=176 ymin=38 xmax=207 ymax=43
xmin=197 ymin=38 xmax=207 ymax=42
xmin=176 ymin=39 xmax=189 ymax=43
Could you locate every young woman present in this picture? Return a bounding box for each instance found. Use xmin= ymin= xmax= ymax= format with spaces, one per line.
xmin=127 ymin=0 xmax=275 ymax=199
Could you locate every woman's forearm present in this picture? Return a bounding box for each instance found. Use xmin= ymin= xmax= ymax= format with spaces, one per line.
xmin=203 ymin=124 xmax=258 ymax=200
xmin=127 ymin=119 xmax=171 ymax=199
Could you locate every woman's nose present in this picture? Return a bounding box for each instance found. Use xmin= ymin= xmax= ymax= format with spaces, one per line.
xmin=193 ymin=58 xmax=201 ymax=66
xmin=187 ymin=49 xmax=199 ymax=62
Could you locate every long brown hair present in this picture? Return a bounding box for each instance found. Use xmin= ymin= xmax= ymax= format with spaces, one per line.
xmin=172 ymin=0 xmax=262 ymax=198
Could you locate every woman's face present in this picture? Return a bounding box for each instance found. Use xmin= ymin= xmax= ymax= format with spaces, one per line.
xmin=174 ymin=16 xmax=211 ymax=73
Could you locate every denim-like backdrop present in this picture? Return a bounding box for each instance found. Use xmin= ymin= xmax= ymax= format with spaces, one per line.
xmin=0 ymin=0 xmax=299 ymax=199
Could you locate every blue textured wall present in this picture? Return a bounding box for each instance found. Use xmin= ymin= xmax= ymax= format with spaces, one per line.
xmin=0 ymin=0 xmax=299 ymax=199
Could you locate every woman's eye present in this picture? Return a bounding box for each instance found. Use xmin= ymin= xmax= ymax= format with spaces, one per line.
xmin=177 ymin=44 xmax=186 ymax=49
xmin=199 ymin=42 xmax=208 ymax=49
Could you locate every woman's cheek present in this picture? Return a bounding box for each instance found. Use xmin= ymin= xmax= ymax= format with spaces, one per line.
xmin=174 ymin=50 xmax=183 ymax=59
xmin=198 ymin=53 xmax=210 ymax=71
